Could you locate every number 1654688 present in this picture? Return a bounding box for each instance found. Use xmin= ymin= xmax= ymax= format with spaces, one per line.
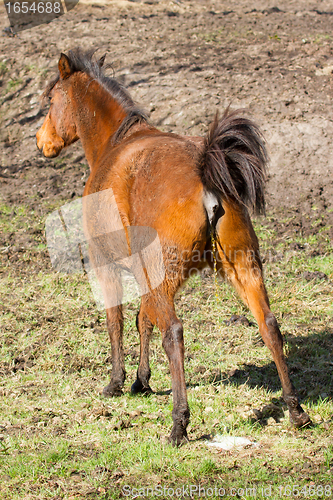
xmin=5 ymin=2 xmax=61 ymax=14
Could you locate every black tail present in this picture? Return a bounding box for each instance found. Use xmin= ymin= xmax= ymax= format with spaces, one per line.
xmin=200 ymin=108 xmax=268 ymax=214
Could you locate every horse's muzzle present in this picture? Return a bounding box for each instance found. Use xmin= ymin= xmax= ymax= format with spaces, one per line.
xmin=36 ymin=132 xmax=64 ymax=158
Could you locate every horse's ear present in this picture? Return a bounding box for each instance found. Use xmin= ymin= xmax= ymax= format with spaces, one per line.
xmin=58 ymin=53 xmax=72 ymax=79
xmin=98 ymin=54 xmax=106 ymax=68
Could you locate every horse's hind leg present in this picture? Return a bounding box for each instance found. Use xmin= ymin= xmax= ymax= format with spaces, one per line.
xmin=131 ymin=300 xmax=154 ymax=394
xmin=144 ymin=293 xmax=190 ymax=445
xmin=215 ymin=202 xmax=311 ymax=427
xmin=103 ymin=305 xmax=126 ymax=397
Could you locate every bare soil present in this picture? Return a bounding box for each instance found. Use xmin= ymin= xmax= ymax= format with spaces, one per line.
xmin=1 ymin=0 xmax=333 ymax=251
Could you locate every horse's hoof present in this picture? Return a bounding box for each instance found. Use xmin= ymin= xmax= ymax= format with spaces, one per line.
xmin=131 ymin=379 xmax=153 ymax=395
xmin=168 ymin=428 xmax=189 ymax=447
xmin=102 ymin=383 xmax=123 ymax=397
xmin=284 ymin=395 xmax=312 ymax=428
xmin=290 ymin=410 xmax=312 ymax=428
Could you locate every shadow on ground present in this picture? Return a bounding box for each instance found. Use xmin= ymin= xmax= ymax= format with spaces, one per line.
xmin=212 ymin=328 xmax=333 ymax=405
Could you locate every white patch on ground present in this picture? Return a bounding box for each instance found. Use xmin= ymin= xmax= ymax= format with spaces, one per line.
xmin=315 ymin=65 xmax=333 ymax=76
xmin=207 ymin=435 xmax=257 ymax=451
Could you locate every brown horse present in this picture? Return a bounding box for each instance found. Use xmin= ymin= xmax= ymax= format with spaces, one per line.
xmin=36 ymin=49 xmax=311 ymax=445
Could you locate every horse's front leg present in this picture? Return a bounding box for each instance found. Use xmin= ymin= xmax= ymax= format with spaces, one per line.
xmin=103 ymin=305 xmax=126 ymax=397
xmin=91 ymin=261 xmax=126 ymax=397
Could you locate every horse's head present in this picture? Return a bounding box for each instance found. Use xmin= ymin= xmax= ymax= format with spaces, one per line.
xmin=36 ymin=53 xmax=81 ymax=157
xmin=37 ymin=49 xmax=146 ymax=164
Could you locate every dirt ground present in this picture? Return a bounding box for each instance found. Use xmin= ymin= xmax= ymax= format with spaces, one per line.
xmin=1 ymin=0 xmax=333 ymax=248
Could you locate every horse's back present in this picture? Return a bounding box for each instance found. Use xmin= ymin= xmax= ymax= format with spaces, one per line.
xmin=87 ymin=131 xmax=209 ymax=248
xmin=130 ymin=134 xmax=206 ymax=235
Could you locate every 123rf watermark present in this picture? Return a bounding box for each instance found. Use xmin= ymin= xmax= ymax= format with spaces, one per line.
xmin=3 ymin=0 xmax=79 ymax=32
xmin=122 ymin=484 xmax=333 ymax=498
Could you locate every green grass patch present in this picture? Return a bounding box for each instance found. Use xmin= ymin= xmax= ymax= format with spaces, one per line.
xmin=1 ymin=203 xmax=333 ymax=498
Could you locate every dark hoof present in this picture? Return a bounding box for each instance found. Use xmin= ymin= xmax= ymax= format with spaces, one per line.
xmin=290 ymin=410 xmax=312 ymax=428
xmin=168 ymin=428 xmax=189 ymax=447
xmin=131 ymin=379 xmax=153 ymax=395
xmin=284 ymin=394 xmax=312 ymax=428
xmin=102 ymin=383 xmax=123 ymax=397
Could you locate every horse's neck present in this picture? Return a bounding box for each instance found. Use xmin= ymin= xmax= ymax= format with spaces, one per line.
xmin=74 ymin=79 xmax=127 ymax=171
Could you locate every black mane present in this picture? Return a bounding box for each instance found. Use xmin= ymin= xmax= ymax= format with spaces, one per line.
xmin=43 ymin=48 xmax=148 ymax=143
